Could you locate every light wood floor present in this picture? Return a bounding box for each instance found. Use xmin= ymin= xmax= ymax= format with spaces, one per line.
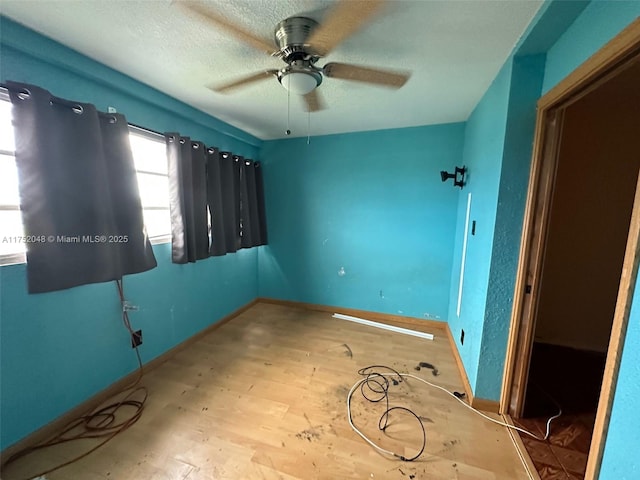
xmin=3 ymin=303 xmax=529 ymax=479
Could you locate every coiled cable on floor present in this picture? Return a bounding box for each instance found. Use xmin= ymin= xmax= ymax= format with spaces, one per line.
xmin=348 ymin=365 xmax=426 ymax=461
xmin=347 ymin=365 xmax=563 ymax=461
xmin=2 ymin=279 xmax=147 ymax=480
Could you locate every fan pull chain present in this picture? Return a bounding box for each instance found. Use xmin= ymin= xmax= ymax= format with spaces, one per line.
xmin=307 ymin=109 xmax=311 ymax=145
xmin=285 ymin=84 xmax=291 ymax=136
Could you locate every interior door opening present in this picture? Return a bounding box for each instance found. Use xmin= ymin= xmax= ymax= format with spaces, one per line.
xmin=505 ymin=51 xmax=640 ymax=480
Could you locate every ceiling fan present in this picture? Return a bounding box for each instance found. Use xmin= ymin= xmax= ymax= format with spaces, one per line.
xmin=177 ymin=0 xmax=411 ymax=112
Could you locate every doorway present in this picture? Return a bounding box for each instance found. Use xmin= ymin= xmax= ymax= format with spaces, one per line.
xmin=518 ymin=55 xmax=640 ymax=476
xmin=501 ymin=19 xmax=640 ymax=480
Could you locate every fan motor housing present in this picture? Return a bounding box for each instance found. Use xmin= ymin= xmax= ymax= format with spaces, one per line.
xmin=274 ymin=16 xmax=319 ymax=63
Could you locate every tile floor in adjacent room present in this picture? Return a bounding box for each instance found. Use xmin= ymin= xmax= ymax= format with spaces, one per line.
xmin=516 ymin=412 xmax=594 ymax=479
xmin=516 ymin=342 xmax=606 ymax=479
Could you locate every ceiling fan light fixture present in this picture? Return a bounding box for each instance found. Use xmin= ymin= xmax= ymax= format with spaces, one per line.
xmin=279 ymin=70 xmax=321 ymax=95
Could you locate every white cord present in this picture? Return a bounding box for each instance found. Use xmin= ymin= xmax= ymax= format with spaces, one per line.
xmin=347 ymin=377 xmax=400 ymax=458
xmin=347 ymin=372 xmax=562 ymax=459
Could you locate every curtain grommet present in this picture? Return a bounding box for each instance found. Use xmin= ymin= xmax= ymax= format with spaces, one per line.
xmin=17 ymin=89 xmax=32 ymax=101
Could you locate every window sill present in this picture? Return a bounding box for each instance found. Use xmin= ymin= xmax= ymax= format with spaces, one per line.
xmin=0 ymin=252 xmax=26 ymax=266
xmin=149 ymin=235 xmax=171 ymax=246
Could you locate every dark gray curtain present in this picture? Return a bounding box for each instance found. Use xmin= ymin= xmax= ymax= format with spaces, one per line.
xmin=205 ymin=147 xmax=227 ymax=257
xmin=240 ymin=156 xmax=266 ymax=248
xmin=166 ymin=135 xmax=209 ymax=263
xmin=254 ymin=162 xmax=268 ymax=245
xmin=218 ymin=152 xmax=242 ymax=254
xmin=206 ymin=148 xmax=239 ymax=256
xmin=7 ymin=82 xmax=157 ymax=293
xmin=166 ymin=135 xmax=267 ymax=262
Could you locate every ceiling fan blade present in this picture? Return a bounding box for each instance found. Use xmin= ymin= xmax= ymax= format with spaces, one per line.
xmin=306 ymin=0 xmax=386 ymax=56
xmin=175 ymin=1 xmax=276 ymax=55
xmin=323 ymin=62 xmax=410 ymax=88
xmin=303 ymin=90 xmax=325 ymax=112
xmin=210 ymin=70 xmax=279 ymax=93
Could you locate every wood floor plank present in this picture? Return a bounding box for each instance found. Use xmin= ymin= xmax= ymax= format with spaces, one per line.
xmin=2 ymin=303 xmax=528 ymax=479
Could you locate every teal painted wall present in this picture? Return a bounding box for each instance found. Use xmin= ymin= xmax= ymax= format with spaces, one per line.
xmin=446 ymin=53 xmax=545 ymax=401
xmin=600 ymin=275 xmax=640 ymax=480
xmin=0 ymin=245 xmax=257 ymax=450
xmin=0 ymin=17 xmax=261 ymax=450
xmin=452 ymin=0 xmax=640 ymax=408
xmin=536 ymin=2 xmax=640 ymax=478
xmin=447 ymin=0 xmax=640 ymax=474
xmin=0 ymin=17 xmax=259 ymax=152
xmin=542 ymin=0 xmax=640 ymax=93
xmin=475 ymin=54 xmax=545 ymax=400
xmin=3 ymin=2 xmax=640 ymax=475
xmin=258 ymin=124 xmax=465 ymax=320
xmin=447 ymin=60 xmax=512 ymax=392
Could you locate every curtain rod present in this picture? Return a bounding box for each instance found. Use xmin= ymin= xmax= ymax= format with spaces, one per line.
xmin=1 ymin=86 xmax=162 ymax=141
xmin=0 ymin=85 xmax=261 ymax=150
xmin=128 ymin=123 xmax=167 ymax=140
xmin=0 ymin=88 xmax=252 ymax=157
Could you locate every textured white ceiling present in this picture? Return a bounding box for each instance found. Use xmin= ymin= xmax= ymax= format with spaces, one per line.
xmin=1 ymin=0 xmax=543 ymax=140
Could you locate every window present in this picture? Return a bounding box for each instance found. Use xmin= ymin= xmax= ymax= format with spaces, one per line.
xmin=0 ymin=92 xmax=22 ymax=262
xmin=0 ymin=94 xmax=171 ymax=265
xmin=128 ymin=128 xmax=171 ymax=241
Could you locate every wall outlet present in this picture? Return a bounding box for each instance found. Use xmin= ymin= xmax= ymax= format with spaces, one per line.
xmin=460 ymin=329 xmax=465 ymax=345
xmin=131 ymin=329 xmax=142 ymax=348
